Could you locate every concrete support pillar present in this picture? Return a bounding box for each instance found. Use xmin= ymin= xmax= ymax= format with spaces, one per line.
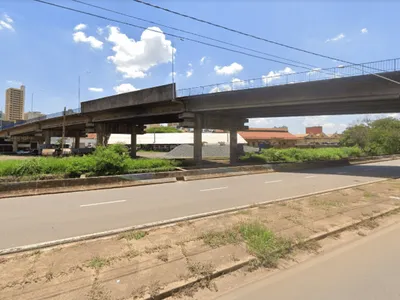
xmin=95 ymin=123 xmax=105 ymax=147
xmin=194 ymin=114 xmax=203 ymax=166
xmin=44 ymin=131 xmax=51 ymax=145
xmin=74 ymin=134 xmax=81 ymax=149
xmin=12 ymin=139 xmax=18 ymax=153
xmin=230 ymin=128 xmax=238 ymax=165
xmin=130 ymin=130 xmax=137 ymax=158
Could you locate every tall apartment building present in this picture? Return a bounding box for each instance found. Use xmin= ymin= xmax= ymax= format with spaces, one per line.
xmin=5 ymin=85 xmax=25 ymax=121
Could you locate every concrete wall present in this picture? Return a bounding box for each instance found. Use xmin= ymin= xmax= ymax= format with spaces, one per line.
xmin=81 ymin=84 xmax=175 ymax=113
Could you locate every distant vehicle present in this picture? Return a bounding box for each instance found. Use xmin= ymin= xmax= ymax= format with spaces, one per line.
xmin=16 ymin=149 xmax=31 ymax=155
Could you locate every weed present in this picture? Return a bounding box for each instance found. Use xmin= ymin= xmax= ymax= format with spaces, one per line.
xmin=119 ymin=230 xmax=148 ymax=241
xmin=201 ymin=229 xmax=241 ymax=248
xmin=296 ymin=239 xmax=321 ymax=253
xmin=145 ymin=244 xmax=171 ymax=254
xmin=188 ymin=261 xmax=215 ymax=278
xmin=87 ymin=256 xmax=109 ymax=270
xmin=157 ymin=251 xmax=169 ymax=262
xmin=87 ymin=281 xmax=111 ymax=300
xmin=131 ymin=285 xmax=147 ymax=299
xmin=148 ymin=281 xmax=162 ymax=298
xmin=125 ymin=249 xmax=140 ymax=260
xmin=45 ymin=271 xmax=53 ymax=282
xmin=363 ymin=191 xmax=376 ymax=198
xmin=360 ymin=219 xmax=379 ymax=229
xmin=239 ymin=222 xmax=292 ymax=268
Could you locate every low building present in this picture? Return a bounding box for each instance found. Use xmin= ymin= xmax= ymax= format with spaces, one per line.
xmin=238 ymin=128 xmax=298 ymax=148
xmin=296 ymin=127 xmax=341 ymax=146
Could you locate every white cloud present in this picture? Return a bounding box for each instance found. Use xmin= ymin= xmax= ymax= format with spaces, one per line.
xmin=74 ymin=23 xmax=87 ymax=31
xmin=361 ymin=28 xmax=368 ymax=34
xmin=106 ymin=26 xmax=175 ymax=79
xmin=97 ymin=27 xmax=104 ymax=35
xmin=231 ymin=78 xmax=247 ymax=89
xmin=186 ymin=70 xmax=193 ymax=78
xmin=6 ymin=80 xmax=22 ymax=86
xmin=200 ymin=56 xmax=206 ymax=65
xmin=325 ymin=33 xmax=345 ymax=43
xmin=169 ymin=71 xmax=177 ymax=77
xmin=73 ymin=31 xmax=103 ymax=49
xmin=262 ymin=67 xmax=295 ymax=84
xmin=214 ymin=62 xmax=243 ymax=75
xmin=3 ymin=14 xmax=13 ymax=23
xmin=113 ymin=83 xmax=138 ymax=94
xmin=88 ymin=87 xmax=104 ymax=92
xmin=302 ymin=115 xmax=329 ymax=127
xmin=386 ymin=113 xmax=398 ymax=118
xmin=209 ymin=84 xmax=232 ymax=93
xmin=307 ymin=67 xmax=322 ymax=76
xmin=0 ymin=13 xmax=14 ymax=31
xmin=186 ymin=63 xmax=194 ymax=78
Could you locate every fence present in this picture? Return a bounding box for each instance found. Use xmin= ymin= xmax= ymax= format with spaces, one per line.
xmin=177 ymin=58 xmax=400 ymax=97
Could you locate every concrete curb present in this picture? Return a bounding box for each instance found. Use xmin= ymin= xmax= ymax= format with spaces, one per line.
xmin=0 ymin=178 xmax=387 ymax=256
xmin=142 ymin=205 xmax=400 ymax=300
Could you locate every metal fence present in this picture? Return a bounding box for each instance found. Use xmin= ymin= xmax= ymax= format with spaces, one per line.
xmin=0 ymin=108 xmax=81 ymax=131
xmin=177 ymin=58 xmax=400 ymax=97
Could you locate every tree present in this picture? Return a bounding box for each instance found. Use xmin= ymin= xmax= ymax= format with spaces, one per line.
xmin=340 ymin=117 xmax=400 ymax=155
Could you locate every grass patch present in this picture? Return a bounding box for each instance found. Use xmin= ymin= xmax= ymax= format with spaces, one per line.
xmin=363 ymin=191 xmax=376 ymax=198
xmin=201 ymin=229 xmax=240 ymax=248
xmin=87 ymin=256 xmax=110 ymax=270
xmin=239 ymin=222 xmax=292 ymax=268
xmin=119 ymin=230 xmax=148 ymax=241
xmin=188 ymin=261 xmax=215 ymax=278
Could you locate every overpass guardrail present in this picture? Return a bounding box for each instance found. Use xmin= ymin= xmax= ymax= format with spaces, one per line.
xmin=176 ymin=57 xmax=400 ymax=97
xmin=0 ymin=108 xmax=81 ymax=131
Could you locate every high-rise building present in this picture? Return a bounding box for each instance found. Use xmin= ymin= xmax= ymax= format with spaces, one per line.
xmin=5 ymin=85 xmax=25 ymax=121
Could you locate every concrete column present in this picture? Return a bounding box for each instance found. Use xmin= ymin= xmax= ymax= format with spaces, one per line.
xmin=230 ymin=128 xmax=238 ymax=165
xmin=194 ymin=114 xmax=203 ymax=165
xmin=74 ymin=133 xmax=81 ymax=149
xmin=95 ymin=123 xmax=105 ymax=147
xmin=130 ymin=128 xmax=137 ymax=158
xmin=12 ymin=139 xmax=18 ymax=152
xmin=44 ymin=131 xmax=51 ymax=145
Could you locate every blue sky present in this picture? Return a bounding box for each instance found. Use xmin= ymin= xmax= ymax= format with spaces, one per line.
xmin=1 ymin=0 xmax=399 ymax=133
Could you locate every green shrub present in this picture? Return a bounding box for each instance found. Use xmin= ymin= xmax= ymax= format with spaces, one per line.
xmin=11 ymin=159 xmax=41 ymax=176
xmin=240 ymin=147 xmax=363 ymax=164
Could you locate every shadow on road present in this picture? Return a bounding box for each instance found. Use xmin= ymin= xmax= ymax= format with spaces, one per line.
xmin=285 ymin=163 xmax=400 ymax=179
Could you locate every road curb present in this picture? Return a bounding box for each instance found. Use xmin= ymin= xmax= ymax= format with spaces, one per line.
xmin=141 ymin=205 xmax=400 ymax=300
xmin=0 ymin=178 xmax=388 ymax=256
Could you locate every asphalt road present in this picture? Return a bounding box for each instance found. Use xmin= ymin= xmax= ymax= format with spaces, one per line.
xmin=0 ymin=159 xmax=399 ymax=250
xmin=216 ymin=217 xmax=400 ymax=300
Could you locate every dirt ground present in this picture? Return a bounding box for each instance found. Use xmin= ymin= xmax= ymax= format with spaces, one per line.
xmin=0 ymin=179 xmax=399 ymax=300
xmin=0 ymin=155 xmax=29 ymax=161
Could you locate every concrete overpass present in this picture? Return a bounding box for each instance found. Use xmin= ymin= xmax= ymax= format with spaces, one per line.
xmin=1 ymin=58 xmax=399 ymax=164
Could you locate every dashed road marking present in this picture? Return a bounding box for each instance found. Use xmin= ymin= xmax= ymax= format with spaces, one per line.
xmin=200 ymin=187 xmax=228 ymax=192
xmin=265 ymin=180 xmax=283 ymax=184
xmin=80 ymin=200 xmax=127 ymax=207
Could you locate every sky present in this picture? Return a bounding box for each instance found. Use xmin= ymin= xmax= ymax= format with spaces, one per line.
xmin=1 ymin=0 xmax=399 ymax=134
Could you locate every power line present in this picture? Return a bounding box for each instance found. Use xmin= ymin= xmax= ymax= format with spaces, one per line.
xmin=71 ymin=0 xmax=319 ymax=71
xmin=33 ymin=0 xmax=323 ymax=73
xmin=133 ymin=0 xmax=400 ymax=85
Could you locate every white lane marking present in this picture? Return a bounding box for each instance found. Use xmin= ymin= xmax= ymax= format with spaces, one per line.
xmin=80 ymin=200 xmax=126 ymax=207
xmin=265 ymin=180 xmax=283 ymax=184
xmin=305 ymin=175 xmax=317 ymax=179
xmin=200 ymin=187 xmax=228 ymax=192
xmin=390 ymin=196 xmax=400 ymax=200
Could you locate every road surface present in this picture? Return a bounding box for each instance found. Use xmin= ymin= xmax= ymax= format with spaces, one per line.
xmin=0 ymin=159 xmax=399 ymax=250
xmin=216 ymin=218 xmax=400 ymax=300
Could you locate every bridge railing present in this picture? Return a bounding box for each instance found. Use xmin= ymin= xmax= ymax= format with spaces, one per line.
xmin=0 ymin=108 xmax=81 ymax=131
xmin=176 ymin=58 xmax=400 ymax=97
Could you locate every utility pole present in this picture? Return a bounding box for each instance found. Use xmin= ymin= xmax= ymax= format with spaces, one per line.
xmin=171 ymin=40 xmax=175 ymax=100
xmin=61 ymin=107 xmax=66 ymax=156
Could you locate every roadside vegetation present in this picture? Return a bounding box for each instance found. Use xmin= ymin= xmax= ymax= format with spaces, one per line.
xmin=340 ymin=117 xmax=400 ymax=155
xmin=146 ymin=126 xmax=182 ymax=133
xmin=240 ymin=146 xmax=362 ymax=163
xmin=0 ymin=144 xmax=178 ymax=179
